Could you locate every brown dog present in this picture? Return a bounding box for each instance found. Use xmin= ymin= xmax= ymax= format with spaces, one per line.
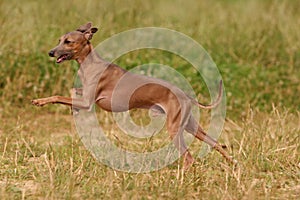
xmin=32 ymin=23 xmax=236 ymax=169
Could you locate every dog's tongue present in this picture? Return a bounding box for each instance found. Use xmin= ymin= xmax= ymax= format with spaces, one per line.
xmin=56 ymin=57 xmax=63 ymax=63
xmin=56 ymin=55 xmax=66 ymax=63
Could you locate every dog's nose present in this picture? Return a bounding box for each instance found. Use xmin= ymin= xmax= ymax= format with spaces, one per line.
xmin=48 ymin=50 xmax=55 ymax=57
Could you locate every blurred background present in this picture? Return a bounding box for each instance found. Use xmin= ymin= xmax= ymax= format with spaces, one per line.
xmin=0 ymin=0 xmax=299 ymax=118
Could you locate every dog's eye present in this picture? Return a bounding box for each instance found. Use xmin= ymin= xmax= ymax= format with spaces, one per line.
xmin=64 ymin=40 xmax=72 ymax=44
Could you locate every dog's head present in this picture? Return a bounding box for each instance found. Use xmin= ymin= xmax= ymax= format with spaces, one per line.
xmin=48 ymin=22 xmax=98 ymax=63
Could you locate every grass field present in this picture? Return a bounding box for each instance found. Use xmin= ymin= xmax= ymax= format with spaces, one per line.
xmin=0 ymin=0 xmax=299 ymax=199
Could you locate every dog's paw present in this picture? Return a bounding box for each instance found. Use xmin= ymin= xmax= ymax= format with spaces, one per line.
xmin=183 ymin=153 xmax=195 ymax=171
xmin=232 ymin=158 xmax=239 ymax=165
xmin=228 ymin=156 xmax=239 ymax=166
xmin=31 ymin=99 xmax=47 ymax=107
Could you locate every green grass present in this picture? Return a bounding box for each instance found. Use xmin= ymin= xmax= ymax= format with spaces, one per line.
xmin=0 ymin=0 xmax=299 ymax=199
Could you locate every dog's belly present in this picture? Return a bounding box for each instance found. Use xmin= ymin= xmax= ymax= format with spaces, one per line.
xmin=95 ymin=97 xmax=135 ymax=112
xmin=95 ymin=93 xmax=160 ymax=112
xmin=94 ymin=81 xmax=184 ymax=113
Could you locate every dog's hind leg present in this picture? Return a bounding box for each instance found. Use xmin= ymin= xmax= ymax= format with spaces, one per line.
xmin=185 ymin=115 xmax=235 ymax=164
xmin=166 ymin=102 xmax=195 ymax=170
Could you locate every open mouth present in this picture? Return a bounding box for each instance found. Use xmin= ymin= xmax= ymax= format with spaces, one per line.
xmin=56 ymin=54 xmax=69 ymax=63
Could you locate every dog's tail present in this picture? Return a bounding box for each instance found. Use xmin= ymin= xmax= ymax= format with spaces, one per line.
xmin=191 ymin=80 xmax=223 ymax=109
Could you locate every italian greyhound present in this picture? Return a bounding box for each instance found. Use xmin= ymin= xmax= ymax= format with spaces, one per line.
xmin=32 ymin=23 xmax=236 ymax=169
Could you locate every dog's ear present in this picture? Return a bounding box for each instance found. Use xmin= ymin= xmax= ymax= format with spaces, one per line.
xmin=76 ymin=22 xmax=98 ymax=40
xmin=84 ymin=27 xmax=98 ymax=40
xmin=76 ymin=22 xmax=92 ymax=33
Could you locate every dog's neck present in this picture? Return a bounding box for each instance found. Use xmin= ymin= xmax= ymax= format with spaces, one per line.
xmin=76 ymin=43 xmax=94 ymax=64
xmin=80 ymin=48 xmax=107 ymax=66
xmin=77 ymin=44 xmax=110 ymax=77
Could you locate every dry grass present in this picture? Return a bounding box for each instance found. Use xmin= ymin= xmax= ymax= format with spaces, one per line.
xmin=0 ymin=106 xmax=299 ymax=199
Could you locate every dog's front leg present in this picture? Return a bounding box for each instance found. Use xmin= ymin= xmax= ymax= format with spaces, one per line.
xmin=70 ymin=88 xmax=83 ymax=96
xmin=69 ymin=88 xmax=83 ymax=114
xmin=32 ymin=96 xmax=91 ymax=110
